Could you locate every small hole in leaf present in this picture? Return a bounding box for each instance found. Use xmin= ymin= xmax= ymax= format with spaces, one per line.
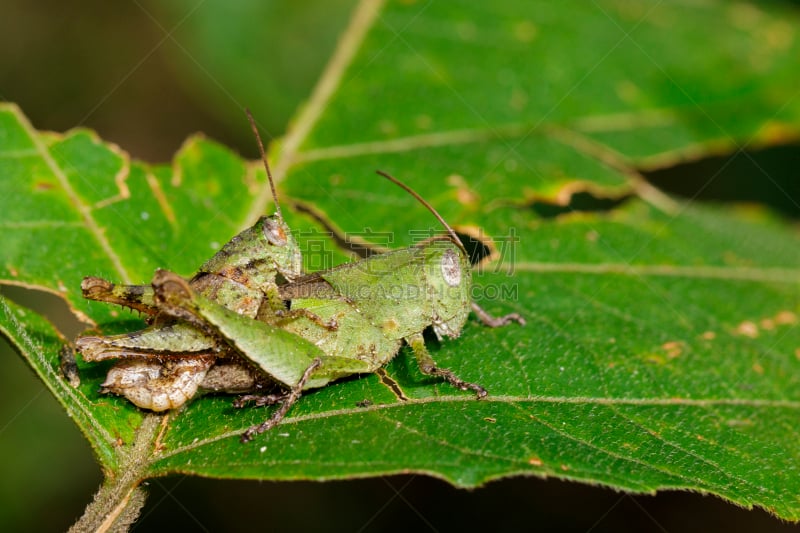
xmin=643 ymin=144 xmax=800 ymax=219
xmin=455 ymin=232 xmax=492 ymax=265
xmin=0 ymin=284 xmax=86 ymax=338
xmin=530 ymin=192 xmax=630 ymax=219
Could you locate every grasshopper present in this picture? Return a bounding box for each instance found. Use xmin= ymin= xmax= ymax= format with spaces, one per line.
xmin=71 ymin=114 xmax=524 ymax=443
xmin=149 ymin=173 xmax=525 ymax=442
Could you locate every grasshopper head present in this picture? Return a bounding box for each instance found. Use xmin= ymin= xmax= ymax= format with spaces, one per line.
xmin=424 ymin=240 xmax=472 ymax=340
xmin=196 ymin=214 xmax=302 ymax=292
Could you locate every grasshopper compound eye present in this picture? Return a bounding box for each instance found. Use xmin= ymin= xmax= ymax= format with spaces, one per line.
xmin=263 ymin=218 xmax=288 ymax=247
xmin=440 ymin=248 xmax=462 ymax=287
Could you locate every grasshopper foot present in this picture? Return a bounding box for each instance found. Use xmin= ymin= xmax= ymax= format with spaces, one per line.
xmin=408 ymin=333 xmax=487 ymax=399
xmin=240 ymin=358 xmax=323 ymax=443
xmin=60 ymin=345 xmax=81 ymax=388
xmin=233 ymin=392 xmax=290 ymax=408
xmin=421 ymin=363 xmax=488 ymax=399
xmin=471 ymin=302 xmax=526 ymax=327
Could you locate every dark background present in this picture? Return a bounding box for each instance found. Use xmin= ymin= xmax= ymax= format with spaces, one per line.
xmin=1 ymin=1 xmax=798 ymax=531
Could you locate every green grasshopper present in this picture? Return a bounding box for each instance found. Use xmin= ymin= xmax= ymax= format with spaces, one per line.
xmin=149 ymin=173 xmax=525 ymax=442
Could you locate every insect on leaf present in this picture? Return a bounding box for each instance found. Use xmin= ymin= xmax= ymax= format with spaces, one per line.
xmin=2 ymin=0 xmax=800 ymax=523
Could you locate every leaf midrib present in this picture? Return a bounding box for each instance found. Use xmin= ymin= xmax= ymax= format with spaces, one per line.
xmin=244 ymin=0 xmax=384 ymax=225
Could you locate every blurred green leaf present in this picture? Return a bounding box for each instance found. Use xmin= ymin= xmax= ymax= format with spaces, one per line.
xmin=2 ymin=0 xmax=800 ymax=523
xmin=157 ymin=0 xmax=358 ymax=141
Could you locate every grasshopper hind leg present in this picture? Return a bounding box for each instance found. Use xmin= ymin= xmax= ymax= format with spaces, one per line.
xmin=239 ymin=358 xmax=322 ymax=443
xmin=407 ymin=334 xmax=487 ymax=398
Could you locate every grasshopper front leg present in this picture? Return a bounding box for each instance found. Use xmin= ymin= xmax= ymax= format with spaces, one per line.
xmin=81 ymin=276 xmax=159 ymax=316
xmin=406 ymin=333 xmax=487 ymax=398
xmin=471 ymin=302 xmax=526 ymax=328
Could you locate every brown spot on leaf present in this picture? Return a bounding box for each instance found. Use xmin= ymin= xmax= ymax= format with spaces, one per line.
xmin=560 ymin=464 xmax=569 ymax=472
xmin=752 ymin=363 xmax=765 ymax=374
xmin=775 ymin=311 xmax=797 ymax=325
xmin=528 ymin=457 xmax=543 ymax=466
xmin=735 ymin=321 xmax=759 ymax=338
xmin=661 ymin=341 xmax=683 ymax=359
xmin=701 ymin=331 xmax=716 ymax=340
xmin=760 ymin=318 xmax=776 ymax=331
xmin=447 ymin=174 xmax=480 ymax=207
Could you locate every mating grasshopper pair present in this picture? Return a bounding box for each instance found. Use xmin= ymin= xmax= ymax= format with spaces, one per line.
xmin=68 ymin=112 xmax=524 ymax=442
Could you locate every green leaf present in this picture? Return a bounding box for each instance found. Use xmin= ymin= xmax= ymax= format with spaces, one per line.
xmin=157 ymin=0 xmax=359 ymax=140
xmin=2 ymin=0 xmax=800 ymax=524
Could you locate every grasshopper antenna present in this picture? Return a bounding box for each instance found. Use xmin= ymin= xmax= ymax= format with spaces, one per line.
xmin=246 ymin=108 xmax=282 ymax=220
xmin=375 ymin=170 xmax=467 ymax=256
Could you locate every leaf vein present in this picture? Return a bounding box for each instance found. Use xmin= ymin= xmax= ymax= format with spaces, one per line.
xmin=508 ymin=262 xmax=800 ymax=283
xmin=12 ymin=106 xmax=132 ymax=283
xmin=154 ymin=394 xmax=799 ymax=461
xmin=245 ymin=0 xmax=385 ymax=225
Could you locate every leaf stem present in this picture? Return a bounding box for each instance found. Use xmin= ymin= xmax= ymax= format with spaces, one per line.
xmin=69 ymin=415 xmax=162 ymax=533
